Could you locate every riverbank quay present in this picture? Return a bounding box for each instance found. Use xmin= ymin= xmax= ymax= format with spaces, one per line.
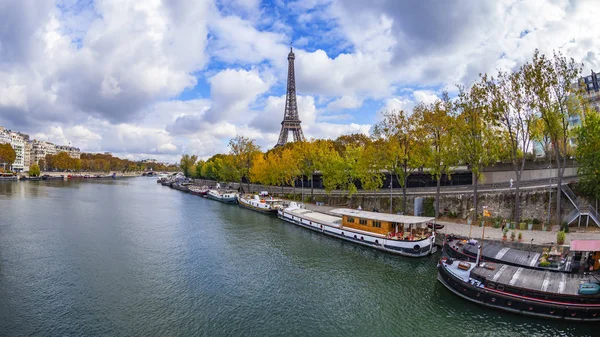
xmin=189 ymin=178 xmax=582 ymax=225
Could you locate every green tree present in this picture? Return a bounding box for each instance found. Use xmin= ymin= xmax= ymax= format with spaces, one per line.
xmin=483 ymin=66 xmax=536 ymax=223
xmin=416 ymin=92 xmax=458 ymax=219
xmin=228 ymin=135 xmax=261 ymax=192
xmin=455 ymin=81 xmax=502 ymax=219
xmin=355 ymin=139 xmax=386 ymax=191
xmin=372 ymin=109 xmax=426 ymax=212
xmin=180 ymin=154 xmax=198 ymax=178
xmin=575 ymin=110 xmax=600 ymax=204
xmin=195 ymin=160 xmax=205 ymax=178
xmin=320 ymin=145 xmax=363 ymax=197
xmin=525 ymin=50 xmax=585 ymax=224
xmin=0 ymin=143 xmax=17 ymax=171
xmin=29 ymin=163 xmax=41 ymax=177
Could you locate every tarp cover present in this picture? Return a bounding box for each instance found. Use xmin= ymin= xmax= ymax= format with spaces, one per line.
xmin=570 ymin=240 xmax=600 ymax=252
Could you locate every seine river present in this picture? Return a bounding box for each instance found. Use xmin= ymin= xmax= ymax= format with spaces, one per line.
xmin=0 ymin=178 xmax=596 ymax=336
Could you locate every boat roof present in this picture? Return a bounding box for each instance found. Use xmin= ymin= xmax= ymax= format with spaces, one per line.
xmin=287 ymin=208 xmax=342 ymax=224
xmin=330 ymin=208 xmax=434 ymax=224
xmin=570 ymin=240 xmax=600 ymax=252
xmin=471 ymin=262 xmax=596 ymax=296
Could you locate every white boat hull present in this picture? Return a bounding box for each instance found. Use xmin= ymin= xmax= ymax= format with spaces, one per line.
xmin=277 ymin=209 xmax=436 ymax=257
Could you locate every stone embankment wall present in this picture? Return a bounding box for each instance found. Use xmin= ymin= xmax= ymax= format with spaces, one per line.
xmin=192 ymin=178 xmax=575 ymax=223
xmin=334 ymin=188 xmax=574 ymax=223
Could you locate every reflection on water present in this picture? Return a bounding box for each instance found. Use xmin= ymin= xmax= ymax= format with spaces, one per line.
xmin=0 ymin=178 xmax=596 ymax=336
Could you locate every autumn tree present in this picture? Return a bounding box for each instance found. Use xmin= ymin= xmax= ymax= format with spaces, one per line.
xmin=355 ymin=139 xmax=386 ymax=191
xmin=483 ymin=66 xmax=536 ymax=223
xmin=525 ymin=50 xmax=585 ymax=224
xmin=455 ymin=81 xmax=502 ymax=219
xmin=332 ymin=133 xmax=371 ymax=154
xmin=29 ymin=163 xmax=41 ymax=177
xmin=228 ymin=135 xmax=261 ymax=192
xmin=320 ymin=145 xmax=363 ymax=197
xmin=0 ymin=143 xmax=16 ymax=171
xmin=372 ymin=110 xmax=426 ymax=213
xmin=416 ymin=92 xmax=458 ymax=218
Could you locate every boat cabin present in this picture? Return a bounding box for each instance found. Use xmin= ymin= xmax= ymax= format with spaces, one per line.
xmin=330 ymin=209 xmax=435 ymax=241
xmin=570 ymin=240 xmax=600 ymax=272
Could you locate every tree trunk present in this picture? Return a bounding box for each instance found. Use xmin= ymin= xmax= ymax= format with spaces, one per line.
xmin=310 ymin=171 xmax=314 ymax=200
xmin=403 ymin=175 xmax=408 ymax=214
xmin=301 ymin=176 xmax=304 ymax=202
xmin=473 ymin=172 xmax=478 ymax=220
xmin=555 ymin=150 xmax=562 ymax=226
xmin=514 ymin=174 xmax=521 ymax=223
xmin=436 ymin=176 xmax=441 ymax=219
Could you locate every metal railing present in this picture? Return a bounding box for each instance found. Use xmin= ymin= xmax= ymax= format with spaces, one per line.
xmin=561 ymin=184 xmax=600 ymax=227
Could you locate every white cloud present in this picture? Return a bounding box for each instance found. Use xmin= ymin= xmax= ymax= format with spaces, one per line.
xmin=326 ymin=95 xmax=363 ymax=111
xmin=2 ymin=0 xmax=600 ymax=163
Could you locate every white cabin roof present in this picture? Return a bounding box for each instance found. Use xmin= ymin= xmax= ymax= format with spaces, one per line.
xmin=329 ymin=208 xmax=434 ymax=224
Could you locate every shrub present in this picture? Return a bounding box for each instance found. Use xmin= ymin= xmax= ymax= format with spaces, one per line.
xmin=518 ymin=232 xmax=523 ymax=240
xmin=557 ymin=230 xmax=566 ymax=245
xmin=423 ymin=198 xmax=435 ymax=217
xmin=448 ymin=211 xmax=458 ymax=218
xmin=519 ymin=222 xmax=526 ymax=231
xmin=532 ymin=218 xmax=541 ymax=225
xmin=562 ymin=222 xmax=570 ymax=233
xmin=510 ymin=230 xmax=516 ymax=241
xmin=539 ymin=261 xmax=551 ymax=267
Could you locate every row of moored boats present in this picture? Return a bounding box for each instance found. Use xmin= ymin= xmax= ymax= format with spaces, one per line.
xmin=157 ymin=174 xmax=600 ymax=321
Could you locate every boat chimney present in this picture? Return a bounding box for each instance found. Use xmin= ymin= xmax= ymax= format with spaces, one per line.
xmin=475 ymin=245 xmax=482 ymax=266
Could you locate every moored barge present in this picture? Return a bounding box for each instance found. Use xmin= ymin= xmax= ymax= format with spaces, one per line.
xmin=437 ymin=257 xmax=600 ymax=321
xmin=237 ymin=194 xmax=284 ymax=214
xmin=206 ymin=190 xmax=238 ymax=204
xmin=278 ymin=203 xmax=437 ymax=257
xmin=444 ymin=235 xmax=574 ymax=273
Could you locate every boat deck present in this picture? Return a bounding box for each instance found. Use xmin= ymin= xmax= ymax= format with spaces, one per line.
xmin=284 ymin=208 xmax=342 ymax=226
xmin=472 ymin=262 xmax=597 ymax=296
xmin=457 ymin=240 xmax=572 ymax=272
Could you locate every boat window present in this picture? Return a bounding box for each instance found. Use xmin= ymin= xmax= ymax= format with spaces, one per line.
xmin=373 ymin=221 xmax=382 ymax=228
xmin=497 ymin=285 xmax=504 ymax=291
xmin=359 ymin=219 xmax=367 ymax=225
xmin=347 ymin=217 xmax=355 ymax=223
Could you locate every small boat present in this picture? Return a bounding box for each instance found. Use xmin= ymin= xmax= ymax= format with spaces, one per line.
xmin=579 ymin=283 xmax=600 ymax=295
xmin=19 ymin=176 xmax=43 ymax=181
xmin=189 ymin=185 xmax=209 ymax=196
xmin=278 ymin=204 xmax=437 ymax=257
xmin=0 ymin=173 xmax=18 ymax=181
xmin=237 ymin=194 xmax=284 ymax=214
xmin=172 ymin=182 xmax=191 ymax=192
xmin=437 ymin=257 xmax=600 ymax=321
xmin=41 ymin=175 xmax=65 ymax=180
xmin=427 ymin=222 xmax=444 ymax=230
xmin=206 ymin=190 xmax=238 ymax=204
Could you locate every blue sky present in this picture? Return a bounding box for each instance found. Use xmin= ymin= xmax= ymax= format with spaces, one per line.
xmin=0 ymin=0 xmax=599 ymax=162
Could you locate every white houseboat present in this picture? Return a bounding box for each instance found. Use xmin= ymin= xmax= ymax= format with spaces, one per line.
xmin=206 ymin=190 xmax=238 ymax=204
xmin=277 ymin=203 xmax=437 ymax=257
xmin=237 ymin=194 xmax=284 ymax=214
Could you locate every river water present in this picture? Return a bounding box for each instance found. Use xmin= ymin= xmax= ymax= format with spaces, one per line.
xmin=0 ymin=178 xmax=596 ymax=336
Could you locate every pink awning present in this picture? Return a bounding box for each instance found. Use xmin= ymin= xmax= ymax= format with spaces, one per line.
xmin=570 ymin=240 xmax=600 ymax=252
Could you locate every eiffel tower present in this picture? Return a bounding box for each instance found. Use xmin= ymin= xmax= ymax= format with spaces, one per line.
xmin=275 ymin=47 xmax=305 ymax=147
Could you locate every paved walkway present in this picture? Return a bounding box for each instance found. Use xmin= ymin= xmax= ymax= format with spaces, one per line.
xmin=292 ymin=201 xmax=600 ymax=246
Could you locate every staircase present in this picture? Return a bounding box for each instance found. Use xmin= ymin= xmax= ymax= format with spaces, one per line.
xmin=561 ymin=184 xmax=600 ymax=228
